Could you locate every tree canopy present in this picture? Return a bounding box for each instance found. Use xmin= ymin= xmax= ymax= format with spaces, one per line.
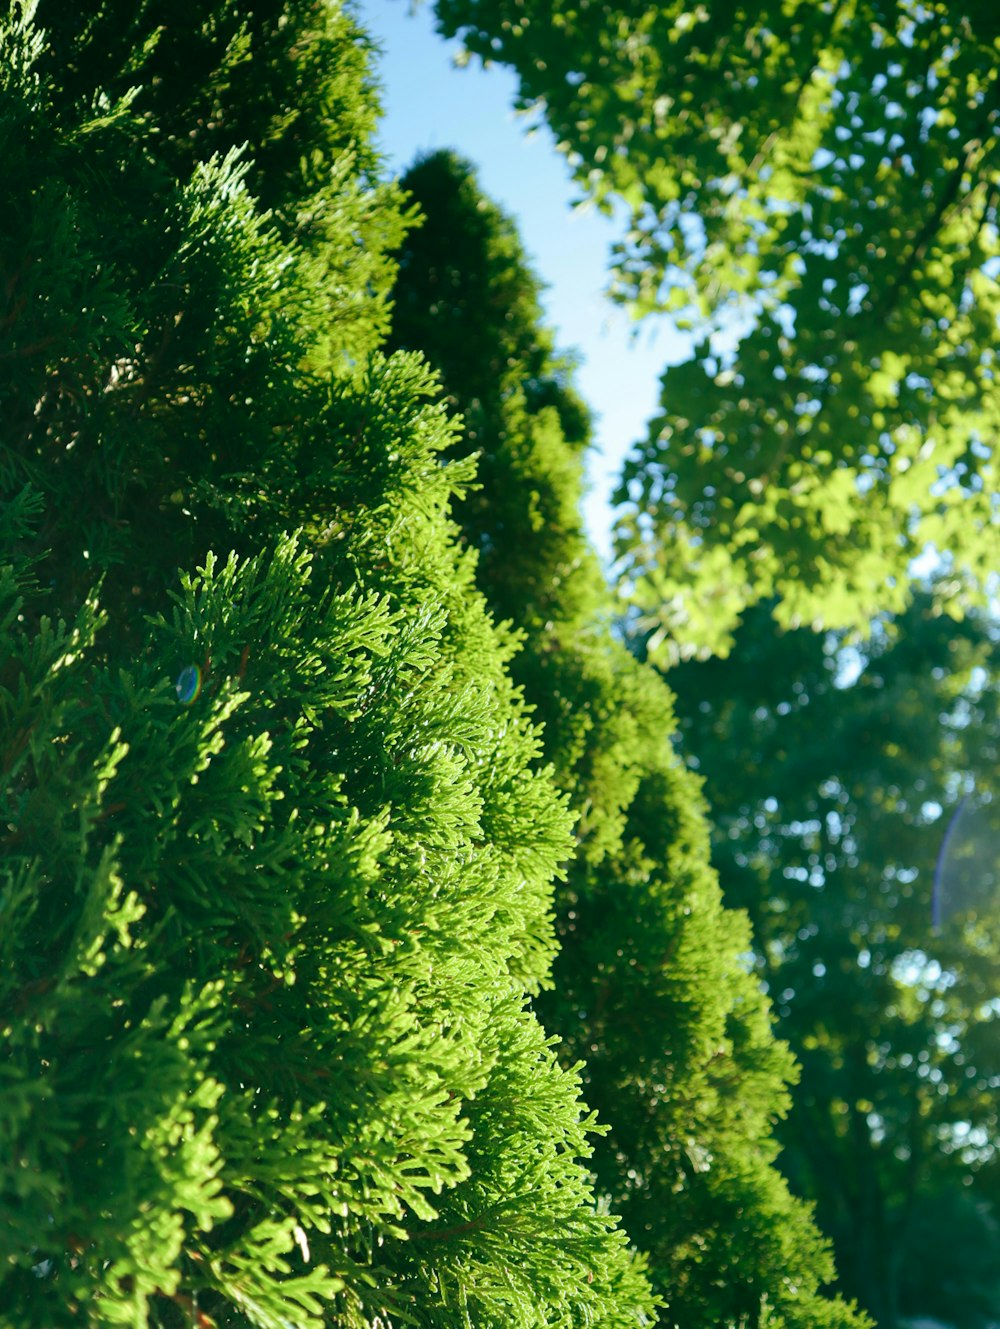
xmin=665 ymin=595 xmax=1000 ymax=1329
xmin=433 ymin=0 xmax=1000 ymax=656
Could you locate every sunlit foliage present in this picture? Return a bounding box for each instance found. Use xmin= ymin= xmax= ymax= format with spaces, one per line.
xmin=434 ymin=0 xmax=1000 ymax=656
xmin=0 ymin=5 xmax=655 ymax=1324
xmin=389 ymin=150 xmax=870 ymax=1329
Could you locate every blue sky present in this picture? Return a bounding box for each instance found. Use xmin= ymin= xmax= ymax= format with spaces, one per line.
xmin=359 ymin=0 xmax=690 ymax=560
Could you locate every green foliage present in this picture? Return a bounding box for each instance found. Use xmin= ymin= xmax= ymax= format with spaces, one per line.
xmin=389 ymin=149 xmax=869 ymax=1329
xmin=2 ymin=0 xmax=411 ymax=624
xmin=1 ymin=515 xmax=634 ymax=1326
xmin=424 ymin=3 xmax=1000 ymax=1304
xmin=387 ymin=150 xmax=595 ymax=634
xmin=34 ymin=0 xmax=410 ymax=369
xmin=432 ymin=0 xmax=1000 ymax=656
xmin=1 ymin=6 xmax=656 ymax=1326
xmin=667 ymin=597 xmax=1000 ymax=1329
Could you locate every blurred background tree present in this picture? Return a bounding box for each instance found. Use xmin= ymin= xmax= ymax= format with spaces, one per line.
xmin=432 ymin=0 xmax=1000 ymax=658
xmin=663 ymin=596 xmax=1000 ymax=1329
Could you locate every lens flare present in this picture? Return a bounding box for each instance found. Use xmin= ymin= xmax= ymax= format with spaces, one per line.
xmin=175 ymin=664 xmax=203 ymax=705
xmin=932 ymin=786 xmax=999 ymax=930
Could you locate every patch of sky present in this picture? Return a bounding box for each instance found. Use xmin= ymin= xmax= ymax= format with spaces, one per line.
xmin=908 ymin=543 xmax=943 ymax=580
xmin=360 ymin=0 xmax=690 ymax=562
xmin=846 ymin=282 xmax=869 ymax=315
xmin=945 ymin=1121 xmax=995 ymax=1165
xmin=892 ymin=950 xmax=953 ymax=988
xmin=918 ymin=105 xmax=938 ymax=139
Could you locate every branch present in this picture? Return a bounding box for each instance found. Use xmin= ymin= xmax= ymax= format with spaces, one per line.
xmin=874 ymin=96 xmax=1000 ymax=323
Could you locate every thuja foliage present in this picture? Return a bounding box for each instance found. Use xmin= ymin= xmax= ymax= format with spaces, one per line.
xmin=3 ymin=0 xmax=411 ymax=621
xmin=388 ymin=150 xmax=869 ymax=1329
xmin=432 ymin=0 xmax=1000 ymax=658
xmin=0 ymin=4 xmax=654 ymax=1325
xmin=388 ymin=150 xmax=593 ymax=636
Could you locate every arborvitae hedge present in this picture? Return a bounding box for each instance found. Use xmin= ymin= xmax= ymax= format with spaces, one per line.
xmin=1 ymin=6 xmax=654 ymax=1326
xmin=389 ymin=150 xmax=870 ymax=1329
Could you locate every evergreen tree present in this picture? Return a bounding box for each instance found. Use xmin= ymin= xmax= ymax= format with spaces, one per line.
xmin=388 ymin=149 xmax=869 ymax=1329
xmin=430 ymin=0 xmax=1000 ymax=658
xmin=666 ymin=597 xmax=1000 ymax=1329
xmin=4 ymin=0 xmax=413 ymax=631
xmin=388 ymin=149 xmax=594 ymax=635
xmin=1 ymin=5 xmax=654 ymax=1325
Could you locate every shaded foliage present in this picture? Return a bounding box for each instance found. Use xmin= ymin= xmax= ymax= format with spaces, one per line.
xmin=388 ymin=149 xmax=594 ymax=633
xmin=666 ymin=598 xmax=1000 ymax=1329
xmin=2 ymin=0 xmax=409 ymax=631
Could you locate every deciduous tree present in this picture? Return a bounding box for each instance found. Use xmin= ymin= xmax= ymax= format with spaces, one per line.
xmin=432 ymin=0 xmax=1000 ymax=656
xmin=666 ymin=596 xmax=1000 ymax=1329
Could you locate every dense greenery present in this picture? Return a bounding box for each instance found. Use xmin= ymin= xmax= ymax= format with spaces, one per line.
xmin=5 ymin=1 xmax=996 ymax=1326
xmin=417 ymin=8 xmax=1000 ymax=1327
xmin=666 ymin=599 xmax=1000 ymax=1329
xmin=433 ymin=0 xmax=1000 ymax=657
xmin=0 ymin=5 xmax=653 ymax=1324
xmin=387 ymin=149 xmax=594 ymax=634
xmin=388 ymin=150 xmax=867 ymax=1329
xmin=5 ymin=0 xmax=411 ymax=621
